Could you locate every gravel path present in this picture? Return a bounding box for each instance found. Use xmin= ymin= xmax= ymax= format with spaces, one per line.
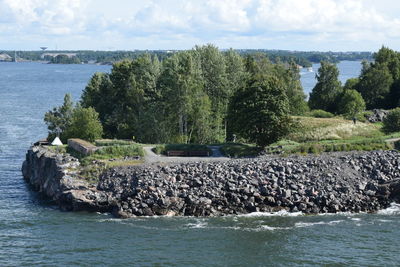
xmin=143 ymin=146 xmax=230 ymax=164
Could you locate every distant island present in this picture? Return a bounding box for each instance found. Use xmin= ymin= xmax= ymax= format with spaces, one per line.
xmin=0 ymin=49 xmax=373 ymax=66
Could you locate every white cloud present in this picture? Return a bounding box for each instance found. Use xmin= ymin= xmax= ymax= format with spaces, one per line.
xmin=0 ymin=0 xmax=399 ymax=50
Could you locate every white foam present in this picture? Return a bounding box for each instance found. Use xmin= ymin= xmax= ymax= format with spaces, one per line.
xmin=295 ymin=220 xmax=344 ymax=228
xmin=377 ymin=219 xmax=393 ymax=222
xmin=239 ymin=210 xmax=303 ymax=217
xmin=377 ymin=203 xmax=400 ymax=215
xmin=186 ymin=220 xmax=208 ymax=229
xmin=259 ymin=225 xmax=292 ymax=231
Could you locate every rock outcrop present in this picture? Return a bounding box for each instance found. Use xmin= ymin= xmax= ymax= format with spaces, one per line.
xmin=366 ymin=109 xmax=389 ymax=123
xmin=23 ymin=146 xmax=400 ymax=218
xmin=22 ymin=146 xmax=112 ymax=212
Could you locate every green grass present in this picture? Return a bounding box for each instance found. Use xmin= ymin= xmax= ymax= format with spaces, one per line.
xmin=45 ymin=144 xmax=67 ymax=153
xmin=153 ymin=144 xmax=211 ymax=155
xmin=83 ymin=144 xmax=144 ymax=164
xmin=284 ymin=141 xmax=393 ymax=155
xmin=220 ymin=143 xmax=262 ymax=158
xmin=289 ymin=116 xmax=383 ymax=142
xmin=95 ymin=139 xmax=136 ymax=146
xmin=67 ymin=143 xmax=144 ymax=183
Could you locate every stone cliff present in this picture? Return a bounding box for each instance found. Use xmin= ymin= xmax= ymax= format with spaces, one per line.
xmin=22 ymin=146 xmax=112 ymax=212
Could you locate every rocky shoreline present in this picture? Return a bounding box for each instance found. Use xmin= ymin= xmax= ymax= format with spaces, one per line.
xmin=22 ymin=146 xmax=400 ymax=218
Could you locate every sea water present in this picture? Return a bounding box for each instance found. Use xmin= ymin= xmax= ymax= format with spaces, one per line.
xmin=1 ymin=61 xmax=399 ymax=266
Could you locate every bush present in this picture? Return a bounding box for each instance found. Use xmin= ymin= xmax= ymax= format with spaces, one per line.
xmin=355 ymin=111 xmax=372 ymax=123
xmin=383 ymin=108 xmax=400 ymax=133
xmin=338 ymin=89 xmax=366 ymax=118
xmin=309 ymin=109 xmax=335 ymax=118
xmin=65 ymin=107 xmax=103 ymax=142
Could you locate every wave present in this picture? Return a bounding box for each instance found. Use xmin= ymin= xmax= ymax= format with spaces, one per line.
xmin=377 ymin=203 xmax=400 ymax=215
xmin=238 ymin=210 xmax=303 ymax=217
xmin=294 ymin=220 xmax=344 ymax=228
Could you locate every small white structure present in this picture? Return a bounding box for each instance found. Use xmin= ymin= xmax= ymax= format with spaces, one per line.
xmin=51 ymin=137 xmax=63 ymax=146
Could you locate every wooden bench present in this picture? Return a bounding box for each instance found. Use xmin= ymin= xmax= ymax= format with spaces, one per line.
xmin=187 ymin=150 xmax=210 ymax=157
xmin=166 ymin=150 xmax=210 ymax=157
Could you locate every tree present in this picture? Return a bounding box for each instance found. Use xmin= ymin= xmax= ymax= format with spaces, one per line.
xmin=195 ymin=44 xmax=229 ymax=141
xmin=281 ymin=61 xmax=308 ymax=115
xmin=44 ymin=93 xmax=74 ymax=142
xmin=382 ymin=108 xmax=400 ymax=133
xmin=357 ymin=63 xmax=393 ymax=109
xmin=81 ymin=72 xmax=105 ymax=108
xmin=308 ymin=61 xmax=342 ymax=113
xmin=228 ymin=75 xmax=292 ymax=148
xmin=338 ymin=89 xmax=366 ymax=118
xmin=65 ymin=107 xmax=103 ymax=142
xmin=158 ymin=51 xmax=212 ymax=144
xmin=343 ymin=78 xmax=359 ymax=91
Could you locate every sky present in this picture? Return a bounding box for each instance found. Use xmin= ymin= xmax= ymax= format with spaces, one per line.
xmin=0 ymin=0 xmax=399 ymax=51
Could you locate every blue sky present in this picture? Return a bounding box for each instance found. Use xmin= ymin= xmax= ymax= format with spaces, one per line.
xmin=0 ymin=0 xmax=399 ymax=51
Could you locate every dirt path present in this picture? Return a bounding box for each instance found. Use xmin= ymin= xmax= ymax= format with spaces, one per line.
xmin=143 ymin=146 xmax=230 ymax=164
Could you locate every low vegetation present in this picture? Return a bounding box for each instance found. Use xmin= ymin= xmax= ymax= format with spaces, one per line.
xmin=153 ymin=144 xmax=211 ymax=155
xmin=383 ymin=108 xmax=400 ymax=133
xmin=219 ymin=143 xmax=262 ymax=158
xmin=288 ymin=116 xmax=382 ymax=142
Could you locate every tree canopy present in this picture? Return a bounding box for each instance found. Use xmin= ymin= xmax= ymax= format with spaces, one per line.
xmin=338 ymin=89 xmax=366 ymax=118
xmin=308 ymin=61 xmax=342 ymax=113
xmin=77 ymin=45 xmax=305 ymax=145
xmin=44 ymin=94 xmax=103 ymax=143
xmin=228 ymin=75 xmax=292 ymax=147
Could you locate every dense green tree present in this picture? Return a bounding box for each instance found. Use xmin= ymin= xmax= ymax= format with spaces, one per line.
xmin=228 ymin=75 xmax=292 ymax=147
xmin=282 ymin=61 xmax=308 ymax=115
xmin=44 ymin=93 xmax=74 ymax=142
xmin=65 ymin=107 xmax=103 ymax=142
xmin=224 ymin=49 xmax=246 ymax=95
xmin=81 ymin=72 xmax=106 ymax=108
xmin=357 ymin=63 xmax=393 ymax=109
xmin=195 ymin=45 xmax=229 ymax=141
xmin=158 ymin=52 xmax=213 ymax=144
xmin=338 ymin=89 xmax=366 ymax=118
xmin=343 ymin=78 xmax=359 ymax=91
xmin=355 ymin=47 xmax=400 ymax=109
xmin=374 ymin=46 xmax=400 ymax=81
xmin=308 ymin=61 xmax=342 ymax=113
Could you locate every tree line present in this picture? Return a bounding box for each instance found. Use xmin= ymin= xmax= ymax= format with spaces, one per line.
xmin=309 ymin=46 xmax=400 ymax=117
xmin=44 ymin=45 xmax=399 ymax=147
xmin=45 ymin=45 xmax=307 ymax=147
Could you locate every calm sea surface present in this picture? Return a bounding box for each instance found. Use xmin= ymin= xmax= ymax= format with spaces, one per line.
xmin=1 ymin=61 xmax=400 ymax=266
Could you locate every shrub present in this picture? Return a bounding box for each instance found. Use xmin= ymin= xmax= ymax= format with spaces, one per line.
xmin=338 ymin=89 xmax=366 ymax=118
xmin=309 ymin=109 xmax=335 ymax=118
xmin=383 ymin=108 xmax=400 ymax=133
xmin=65 ymin=107 xmax=103 ymax=142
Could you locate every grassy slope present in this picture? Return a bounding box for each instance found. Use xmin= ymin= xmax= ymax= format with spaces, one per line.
xmin=221 ymin=116 xmax=400 ymax=157
xmin=289 ymin=116 xmax=383 ymax=142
